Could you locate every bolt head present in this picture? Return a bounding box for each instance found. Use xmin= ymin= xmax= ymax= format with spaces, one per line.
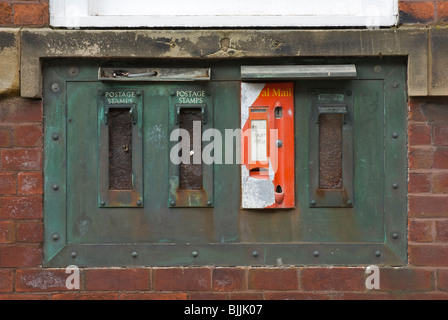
xmin=52 ymin=184 xmax=59 ymax=191
xmin=206 ymin=200 xmax=212 ymax=207
xmin=51 ymin=233 xmax=60 ymax=241
xmin=136 ymin=200 xmax=143 ymax=207
xmin=170 ymin=200 xmax=176 ymax=207
xmin=310 ymin=200 xmax=316 ymax=206
xmin=70 ymin=252 xmax=77 ymax=258
xmin=375 ymin=250 xmax=381 ymax=257
xmin=131 ymin=251 xmax=138 ymax=258
xmin=392 ymin=183 xmax=399 ymax=189
xmin=52 ymin=133 xmax=59 ymax=141
xmin=100 ymin=201 xmax=106 ymax=207
xmin=252 ymin=250 xmax=259 ymax=258
xmin=392 ymin=232 xmax=399 ymax=240
xmin=313 ymin=250 xmax=319 ymax=257
xmin=392 ymin=132 xmax=399 ymax=139
xmin=192 ymin=251 xmax=198 ymax=257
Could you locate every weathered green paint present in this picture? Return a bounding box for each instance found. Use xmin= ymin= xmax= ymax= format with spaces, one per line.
xmin=43 ymin=57 xmax=407 ymax=267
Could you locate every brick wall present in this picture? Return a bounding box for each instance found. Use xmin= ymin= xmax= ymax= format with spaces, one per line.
xmin=1 ymin=0 xmax=448 ymax=301
xmin=0 ymin=95 xmax=447 ymax=301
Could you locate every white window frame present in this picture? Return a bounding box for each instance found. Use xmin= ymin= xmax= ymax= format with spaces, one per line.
xmin=50 ymin=0 xmax=398 ymax=28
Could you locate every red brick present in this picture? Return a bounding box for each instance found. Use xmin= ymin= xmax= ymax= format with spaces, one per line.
xmin=16 ymin=221 xmax=42 ymax=242
xmin=0 ymin=220 xmax=14 ymax=243
xmin=188 ymin=293 xmax=228 ymax=300
xmin=0 ymin=2 xmax=12 ymax=25
xmin=399 ymin=2 xmax=435 ymax=23
xmin=0 ymin=270 xmax=13 ymax=293
xmin=378 ymin=268 xmax=434 ymax=292
xmin=433 ymin=173 xmax=448 ymax=193
xmin=17 ymin=172 xmax=43 ymax=195
xmin=400 ymin=292 xmax=448 ymax=300
xmin=437 ymin=269 xmax=448 ymax=291
xmin=409 ymin=245 xmax=448 ymax=267
xmin=0 ymin=98 xmax=42 ymax=123
xmin=0 ymin=127 xmax=12 ymax=147
xmin=153 ymin=268 xmax=211 ymax=291
xmin=300 ymin=268 xmax=365 ymax=291
xmin=409 ymin=195 xmax=448 ymax=218
xmin=13 ymin=3 xmax=48 ymax=26
xmin=435 ymin=220 xmax=448 ymax=242
xmin=13 ymin=125 xmax=42 ymax=147
xmin=0 ymin=245 xmax=42 ymax=267
xmin=264 ymin=292 xmax=333 ymax=300
xmin=52 ymin=293 xmax=120 ymax=300
xmin=213 ymin=268 xmax=246 ymax=292
xmin=409 ymin=220 xmax=433 ymax=242
xmin=248 ymin=268 xmax=298 ymax=291
xmin=409 ymin=147 xmax=433 ymax=169
xmin=433 ymin=149 xmax=448 ymax=169
xmin=0 ymin=173 xmax=16 ymax=195
xmin=0 ymin=196 xmax=42 ymax=219
xmin=408 ymin=99 xmax=427 ymax=122
xmin=120 ymin=293 xmax=188 ymax=300
xmin=16 ymin=269 xmax=70 ymax=292
xmin=409 ymin=124 xmax=431 ymax=145
xmin=433 ymin=125 xmax=448 ymax=146
xmin=409 ymin=173 xmax=431 ymax=193
xmin=85 ymin=269 xmax=150 ymax=291
xmin=1 ymin=149 xmax=42 ymax=171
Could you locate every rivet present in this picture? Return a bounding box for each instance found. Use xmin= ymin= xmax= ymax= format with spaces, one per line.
xmin=52 ymin=133 xmax=59 ymax=141
xmin=252 ymin=250 xmax=259 ymax=258
xmin=51 ymin=233 xmax=60 ymax=241
xmin=313 ymin=250 xmax=319 ymax=257
xmin=375 ymin=250 xmax=381 ymax=257
xmin=170 ymin=91 xmax=176 ymax=96
xmin=100 ymin=200 xmax=106 ymax=207
xmin=136 ymin=91 xmax=141 ymax=96
xmin=392 ymin=183 xmax=399 ymax=189
xmin=393 ymin=81 xmax=399 ymax=88
xmin=52 ymin=184 xmax=59 ymax=191
xmin=170 ymin=200 xmax=176 ymax=207
xmin=392 ymin=132 xmax=399 ymax=139
xmin=192 ymin=251 xmax=198 ymax=257
xmin=131 ymin=251 xmax=138 ymax=258
xmin=51 ymin=83 xmax=60 ymax=92
xmin=310 ymin=200 xmax=316 ymax=206
xmin=206 ymin=200 xmax=212 ymax=207
xmin=136 ymin=200 xmax=143 ymax=207
xmin=392 ymin=232 xmax=399 ymax=240
xmin=374 ymin=65 xmax=381 ymax=73
xmin=70 ymin=252 xmax=77 ymax=258
xmin=347 ymin=200 xmax=353 ymax=206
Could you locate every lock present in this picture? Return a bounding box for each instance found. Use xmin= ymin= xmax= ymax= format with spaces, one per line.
xmin=241 ymin=82 xmax=295 ymax=209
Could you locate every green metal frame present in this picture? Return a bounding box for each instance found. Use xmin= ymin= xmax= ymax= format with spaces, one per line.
xmin=43 ymin=57 xmax=407 ymax=267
